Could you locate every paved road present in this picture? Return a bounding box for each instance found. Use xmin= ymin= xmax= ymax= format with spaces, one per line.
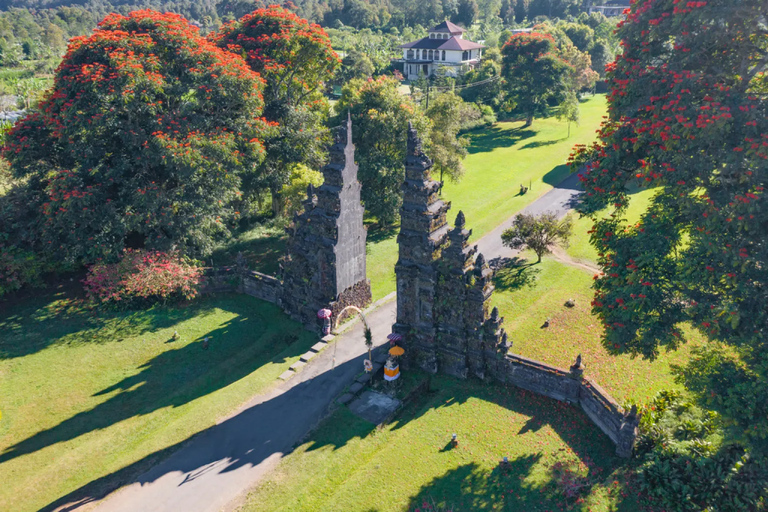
xmin=52 ymin=174 xmax=582 ymax=512
xmin=475 ymin=172 xmax=582 ymax=261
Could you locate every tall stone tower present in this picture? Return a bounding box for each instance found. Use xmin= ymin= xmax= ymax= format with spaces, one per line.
xmin=281 ymin=114 xmax=371 ymax=327
xmin=392 ymin=122 xmax=451 ymax=373
xmin=392 ymin=123 xmax=507 ymax=378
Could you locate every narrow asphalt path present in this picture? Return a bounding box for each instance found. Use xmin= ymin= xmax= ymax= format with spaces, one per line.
xmin=58 ymin=174 xmax=583 ymax=512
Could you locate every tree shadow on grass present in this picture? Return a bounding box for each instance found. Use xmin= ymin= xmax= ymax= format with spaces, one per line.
xmin=0 ymin=288 xmax=217 ymax=360
xmin=491 ymin=257 xmax=541 ymax=292
xmin=37 ymin=336 xmax=383 ymax=512
xmin=366 ymin=222 xmax=399 ymax=244
xmin=37 ymin=342 xmax=637 ymax=512
xmin=520 ymin=138 xmax=565 ymax=151
xmin=542 ymin=164 xmax=580 ymax=189
xmin=466 ymin=125 xmax=537 ymax=155
xmin=0 ymin=295 xmax=315 ymax=466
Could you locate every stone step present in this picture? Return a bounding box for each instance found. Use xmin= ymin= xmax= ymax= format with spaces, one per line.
xmin=300 ymin=351 xmax=317 ymax=362
xmin=311 ymin=341 xmax=328 ymax=352
xmin=349 ymin=382 xmax=364 ymax=394
xmin=337 ymin=393 xmax=354 ymax=405
xmin=289 ymin=360 xmax=306 ymax=372
xmin=355 ymin=373 xmax=372 ymax=384
xmin=278 ymin=370 xmax=295 ymax=381
xmin=321 ymin=334 xmax=336 ymax=343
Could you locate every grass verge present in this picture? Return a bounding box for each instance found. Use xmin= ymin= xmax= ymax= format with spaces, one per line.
xmin=0 ymin=291 xmax=315 ymax=512
xmin=237 ymin=373 xmax=641 ymax=512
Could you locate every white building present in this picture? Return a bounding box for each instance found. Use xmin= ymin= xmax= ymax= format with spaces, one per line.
xmin=399 ymin=21 xmax=484 ymax=80
xmin=588 ymin=4 xmax=629 ymax=17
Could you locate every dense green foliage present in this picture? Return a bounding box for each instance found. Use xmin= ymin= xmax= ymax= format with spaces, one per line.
xmin=636 ymin=390 xmax=768 ymax=511
xmin=501 ymin=31 xmax=573 ymax=125
xmin=213 ymin=5 xmax=338 ymax=211
xmin=336 ymin=74 xmax=430 ymax=225
xmin=2 ymin=10 xmax=270 ymax=274
xmin=571 ymin=0 xmax=768 ymax=453
xmin=425 ymin=91 xmax=480 ymax=183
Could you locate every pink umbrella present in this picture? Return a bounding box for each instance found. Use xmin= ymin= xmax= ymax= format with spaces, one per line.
xmin=318 ymin=309 xmax=332 ymax=336
xmin=387 ymin=333 xmax=403 ymax=345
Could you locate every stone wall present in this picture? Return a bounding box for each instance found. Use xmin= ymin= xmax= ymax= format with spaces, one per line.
xmin=200 ymin=267 xmax=281 ymax=305
xmin=484 ymin=351 xmax=639 ymax=457
xmin=242 ymin=271 xmax=282 ymax=304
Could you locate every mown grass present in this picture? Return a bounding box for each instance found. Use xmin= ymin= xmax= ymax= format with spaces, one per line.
xmin=237 ymin=374 xmax=641 ymax=512
xmin=0 ymin=291 xmax=316 ymax=512
xmin=493 ymin=251 xmax=702 ymax=404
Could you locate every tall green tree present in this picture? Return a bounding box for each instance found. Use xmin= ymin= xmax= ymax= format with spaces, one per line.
xmin=2 ymin=10 xmax=271 ymax=266
xmin=426 ymin=92 xmax=479 ymax=183
xmin=214 ymin=5 xmax=340 ymax=214
xmin=460 ymin=47 xmax=507 ymax=112
xmin=570 ymin=0 xmax=768 ymax=450
xmin=336 ymin=75 xmax=431 ymax=225
xmin=501 ymin=32 xmax=573 ymax=126
xmin=456 ymin=0 xmax=478 ymax=27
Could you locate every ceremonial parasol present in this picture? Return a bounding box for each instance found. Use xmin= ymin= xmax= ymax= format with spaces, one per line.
xmin=389 ymin=345 xmax=405 ymax=357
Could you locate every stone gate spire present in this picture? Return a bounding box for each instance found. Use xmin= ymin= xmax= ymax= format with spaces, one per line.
xmin=392 ymin=121 xmax=451 ymax=373
xmin=281 ymin=115 xmax=371 ymax=327
xmin=392 ymin=122 xmax=505 ymax=377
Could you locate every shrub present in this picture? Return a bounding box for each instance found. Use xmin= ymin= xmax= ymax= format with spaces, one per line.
xmin=83 ymin=250 xmax=203 ymax=307
xmin=635 ymin=390 xmax=768 ymax=511
xmin=0 ymin=242 xmax=46 ymax=296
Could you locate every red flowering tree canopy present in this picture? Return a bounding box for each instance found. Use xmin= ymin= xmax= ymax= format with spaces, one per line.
xmin=4 ymin=10 xmax=272 ymax=264
xmin=571 ymin=0 xmax=767 ymax=355
xmin=501 ymin=32 xmax=574 ymax=126
xmin=213 ymin=5 xmax=339 ymax=111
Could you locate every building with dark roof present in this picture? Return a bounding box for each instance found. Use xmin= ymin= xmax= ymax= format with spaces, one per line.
xmin=398 ymin=21 xmax=484 ymax=80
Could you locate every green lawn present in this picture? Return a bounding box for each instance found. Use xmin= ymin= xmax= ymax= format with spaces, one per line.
xmin=366 ymin=95 xmax=609 ymax=300
xmin=492 ymin=251 xmax=702 ymax=404
xmin=237 ymin=374 xmax=640 ymax=512
xmin=210 ymin=220 xmax=287 ymax=275
xmin=0 ymin=290 xmax=316 ymax=512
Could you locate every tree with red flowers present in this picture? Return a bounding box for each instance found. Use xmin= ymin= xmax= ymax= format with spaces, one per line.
xmin=2 ymin=10 xmax=271 ymax=268
xmin=213 ymin=6 xmax=340 ymax=214
xmin=570 ymin=0 xmax=768 ymax=450
xmin=501 ymin=32 xmax=574 ymax=126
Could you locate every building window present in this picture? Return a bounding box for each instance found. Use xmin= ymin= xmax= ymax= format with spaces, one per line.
xmin=422 ymin=49 xmax=427 ymax=59
xmin=462 ymin=51 xmax=468 ymax=61
xmin=407 ymin=50 xmax=414 ymax=59
xmin=442 ymin=50 xmax=446 ymax=60
xmin=428 ymin=50 xmax=434 ymax=60
xmin=430 ymin=33 xmax=435 ymax=39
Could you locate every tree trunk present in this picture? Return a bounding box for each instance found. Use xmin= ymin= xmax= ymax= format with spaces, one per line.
xmin=271 ymin=189 xmax=282 ymax=217
xmin=524 ymin=114 xmax=533 ymax=127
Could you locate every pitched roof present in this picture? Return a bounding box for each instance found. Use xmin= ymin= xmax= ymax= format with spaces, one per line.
xmin=400 ymin=36 xmax=485 ymax=51
xmin=432 ymin=20 xmax=465 ymax=34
